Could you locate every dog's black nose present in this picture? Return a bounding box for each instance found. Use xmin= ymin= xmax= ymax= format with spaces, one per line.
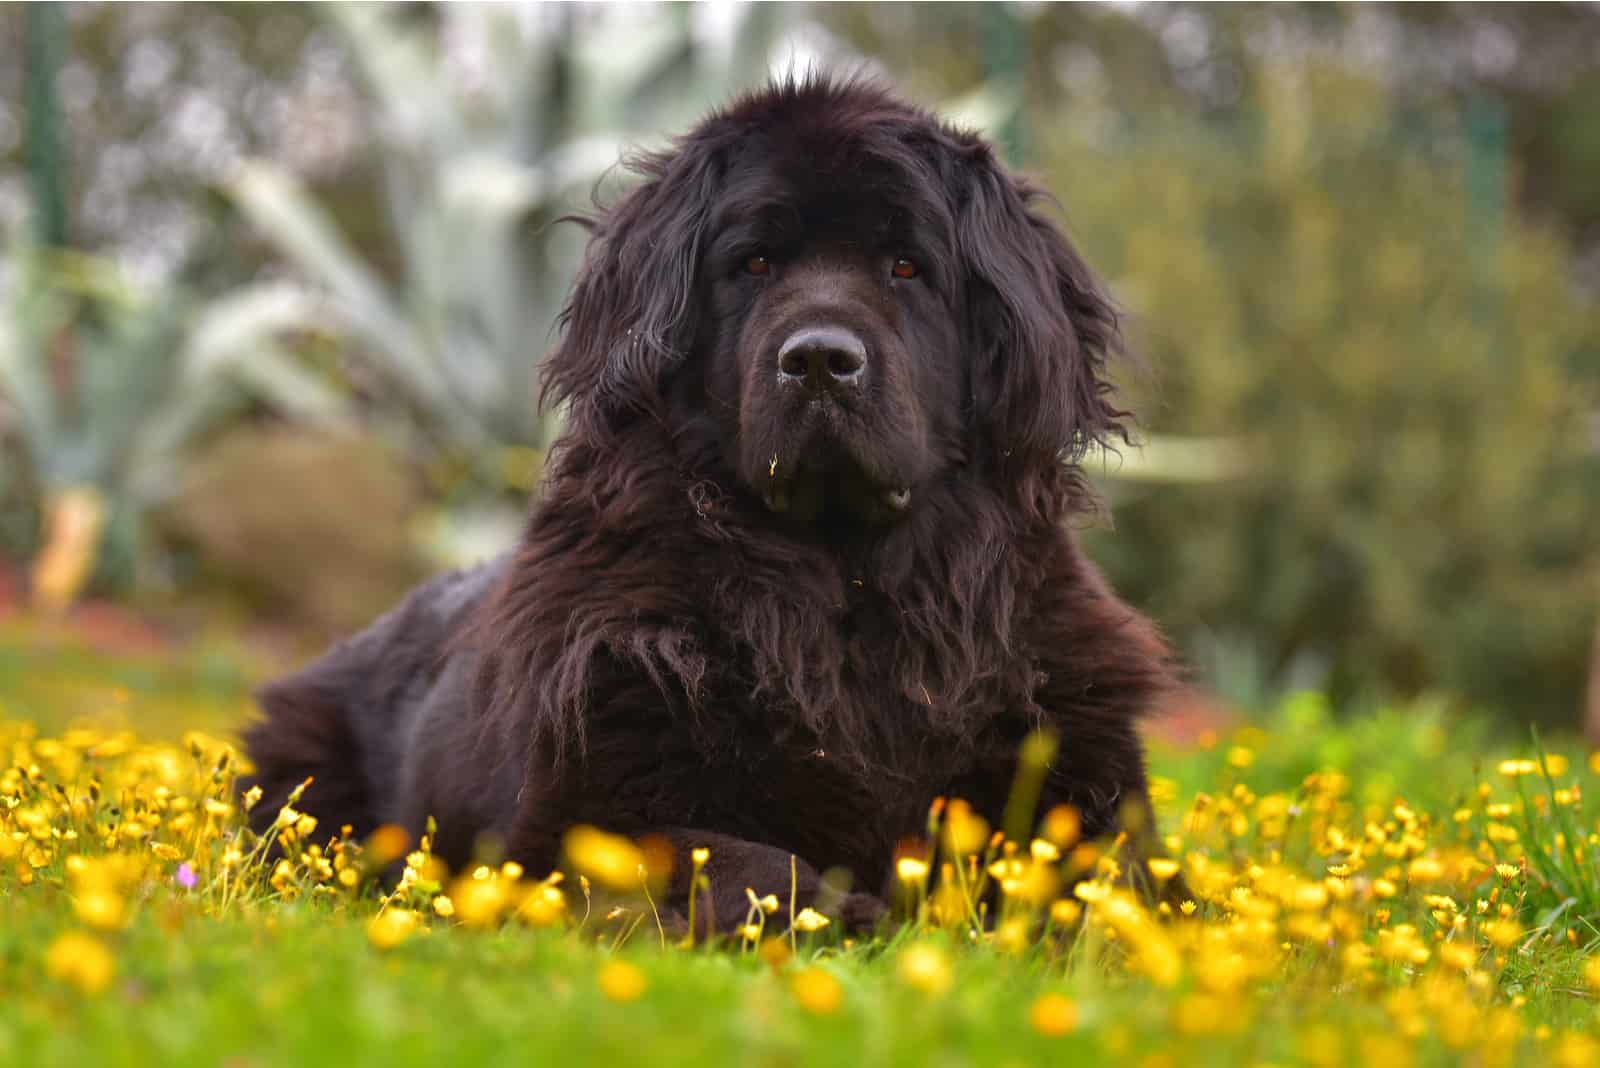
xmin=778 ymin=326 xmax=867 ymax=392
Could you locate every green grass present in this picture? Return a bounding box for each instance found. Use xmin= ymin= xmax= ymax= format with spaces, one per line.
xmin=4 ymin=884 xmax=1596 ymax=1068
xmin=4 ymin=632 xmax=1600 ymax=1067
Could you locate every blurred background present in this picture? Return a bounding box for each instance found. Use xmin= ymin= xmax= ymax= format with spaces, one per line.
xmin=1 ymin=3 xmax=1596 ymax=739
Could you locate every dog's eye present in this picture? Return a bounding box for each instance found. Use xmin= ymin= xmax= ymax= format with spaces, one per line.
xmin=891 ymin=257 xmax=918 ymax=280
xmin=744 ymin=255 xmax=771 ymax=276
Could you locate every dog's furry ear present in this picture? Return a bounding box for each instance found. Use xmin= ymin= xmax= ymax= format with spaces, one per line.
xmin=958 ymin=154 xmax=1128 ymax=479
xmin=542 ymin=139 xmax=722 ymax=430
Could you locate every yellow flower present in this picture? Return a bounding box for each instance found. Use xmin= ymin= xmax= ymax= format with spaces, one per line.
xmin=1494 ymin=863 xmax=1520 ymax=880
xmin=896 ymin=943 xmax=953 ymax=997
xmin=598 ymin=960 xmax=648 ymax=1003
xmin=995 ymin=918 xmax=1030 ymax=956
xmin=517 ymin=884 xmax=567 ymax=928
xmin=941 ymin=800 xmax=990 ymax=856
xmin=896 ymin=856 xmax=930 ymax=883
xmin=367 ymin=909 xmax=419 ymax=950
xmin=432 ymin=895 xmax=456 ymax=919
xmin=1497 ymin=759 xmax=1537 ymax=778
xmin=1552 ymin=1034 xmax=1600 ymax=1068
xmin=366 ymin=824 xmax=412 ymax=866
xmin=1483 ymin=918 xmax=1522 ymax=950
xmin=691 ymin=847 xmax=710 ymax=866
xmin=1407 ymin=857 xmax=1444 ymax=882
xmin=448 ymin=874 xmax=508 ymax=928
xmin=563 ymin=825 xmax=646 ymax=892
xmin=1050 ymin=899 xmax=1083 ymax=925
xmin=793 ymin=907 xmax=831 ymax=933
xmin=1073 ymin=881 xmax=1110 ymax=904
xmin=1041 ymin=805 xmax=1081 ymax=848
xmin=1147 ymin=857 xmax=1181 ymax=883
xmin=1438 ymin=942 xmax=1478 ymax=972
xmin=1029 ymin=993 xmax=1077 ymax=1037
xmin=73 ymin=888 xmax=127 ymax=932
xmin=791 ymin=967 xmax=842 ymax=1015
xmin=45 ymin=930 xmax=115 ymax=995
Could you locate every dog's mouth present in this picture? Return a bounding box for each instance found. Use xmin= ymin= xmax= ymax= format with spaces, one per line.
xmin=760 ymin=457 xmax=911 ymax=526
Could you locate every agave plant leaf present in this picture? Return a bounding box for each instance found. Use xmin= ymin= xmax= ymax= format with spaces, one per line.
xmin=327 ymin=2 xmax=458 ymax=151
xmin=227 ymin=161 xmax=481 ymax=443
xmin=182 ymin=282 xmax=351 ymax=425
xmin=0 ymin=249 xmax=68 ymax=470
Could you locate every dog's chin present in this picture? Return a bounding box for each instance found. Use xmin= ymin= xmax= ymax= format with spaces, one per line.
xmin=759 ymin=465 xmax=911 ymax=527
xmin=753 ymin=448 xmax=913 ymax=529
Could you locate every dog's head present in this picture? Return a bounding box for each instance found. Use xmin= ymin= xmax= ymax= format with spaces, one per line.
xmin=544 ymin=76 xmax=1127 ymax=528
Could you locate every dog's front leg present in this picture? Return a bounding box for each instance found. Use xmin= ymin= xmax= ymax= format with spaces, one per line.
xmin=509 ymin=811 xmax=884 ymax=935
xmin=649 ymin=827 xmax=888 ymax=936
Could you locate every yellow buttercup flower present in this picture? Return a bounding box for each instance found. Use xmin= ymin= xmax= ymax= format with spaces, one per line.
xmin=563 ymin=825 xmax=646 ymax=892
xmin=367 ymin=909 xmax=419 ymax=950
xmin=517 ymin=884 xmax=567 ymax=928
xmin=45 ymin=930 xmax=115 ymax=995
xmin=598 ymin=960 xmax=648 ymax=1003
xmin=896 ymin=943 xmax=953 ymax=996
xmin=896 ymin=856 xmax=930 ymax=883
xmin=1147 ymin=857 xmax=1181 ymax=883
xmin=1029 ymin=993 xmax=1077 ymax=1037
xmin=790 ymin=967 xmax=842 ymax=1015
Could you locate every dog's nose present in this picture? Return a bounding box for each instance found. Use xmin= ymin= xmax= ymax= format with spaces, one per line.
xmin=777 ymin=326 xmax=867 ymax=392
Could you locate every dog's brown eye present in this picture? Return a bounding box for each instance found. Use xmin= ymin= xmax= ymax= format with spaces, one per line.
xmin=892 ymin=258 xmax=918 ymax=280
xmin=745 ymin=255 xmax=770 ymax=276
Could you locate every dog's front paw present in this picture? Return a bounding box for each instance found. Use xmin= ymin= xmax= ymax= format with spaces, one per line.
xmin=835 ymin=891 xmax=889 ymax=932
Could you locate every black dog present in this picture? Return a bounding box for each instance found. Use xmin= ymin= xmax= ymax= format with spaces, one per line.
xmin=243 ymin=76 xmax=1177 ymax=928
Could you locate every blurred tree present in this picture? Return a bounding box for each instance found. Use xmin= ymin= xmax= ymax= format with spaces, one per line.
xmin=824 ymin=4 xmax=1600 ymax=263
xmin=1051 ymin=65 xmax=1598 ymax=723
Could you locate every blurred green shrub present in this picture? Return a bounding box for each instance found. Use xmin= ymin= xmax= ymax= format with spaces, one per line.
xmin=161 ymin=427 xmax=427 ymax=637
xmin=1056 ymin=66 xmax=1600 ymax=723
xmin=0 ymin=228 xmax=348 ymax=604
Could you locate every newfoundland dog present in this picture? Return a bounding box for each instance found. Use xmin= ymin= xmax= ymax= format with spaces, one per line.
xmin=243 ymin=76 xmax=1176 ymax=928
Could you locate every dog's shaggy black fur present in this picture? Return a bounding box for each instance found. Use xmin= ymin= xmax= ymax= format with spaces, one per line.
xmin=243 ymin=77 xmax=1177 ymax=928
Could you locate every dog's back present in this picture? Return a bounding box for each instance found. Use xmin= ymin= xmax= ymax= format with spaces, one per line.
xmin=240 ymin=558 xmax=507 ymax=844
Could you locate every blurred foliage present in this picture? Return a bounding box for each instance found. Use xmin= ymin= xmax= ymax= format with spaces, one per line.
xmin=1050 ymin=66 xmax=1600 ymax=723
xmin=0 ymin=4 xmax=365 ymax=275
xmin=161 ymin=427 xmax=428 ymax=637
xmin=825 ymin=4 xmax=1600 ymax=262
xmin=0 ymin=226 xmax=347 ymax=600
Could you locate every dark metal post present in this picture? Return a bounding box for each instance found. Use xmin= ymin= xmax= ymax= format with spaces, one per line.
xmin=26 ymin=1 xmax=69 ymax=248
